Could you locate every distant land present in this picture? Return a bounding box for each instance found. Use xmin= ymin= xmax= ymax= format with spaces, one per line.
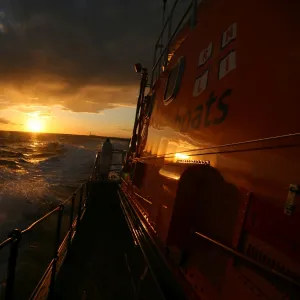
xmin=0 ymin=130 xmax=130 ymax=141
xmin=88 ymin=134 xmax=130 ymax=141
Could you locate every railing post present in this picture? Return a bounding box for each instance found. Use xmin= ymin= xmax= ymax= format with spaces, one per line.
xmin=5 ymin=229 xmax=22 ymax=300
xmin=150 ymin=46 xmax=157 ymax=88
xmin=48 ymin=205 xmax=64 ymax=300
xmin=95 ymin=152 xmax=100 ymax=180
xmin=68 ymin=194 xmax=76 ymax=250
xmin=121 ymin=151 xmax=125 ymax=165
xmin=76 ymin=187 xmax=84 ymax=232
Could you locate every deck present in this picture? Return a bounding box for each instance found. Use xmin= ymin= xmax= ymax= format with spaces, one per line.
xmin=0 ymin=178 xmax=195 ymax=300
xmin=54 ymin=182 xmax=134 ymax=299
xmin=53 ymin=181 xmax=189 ymax=300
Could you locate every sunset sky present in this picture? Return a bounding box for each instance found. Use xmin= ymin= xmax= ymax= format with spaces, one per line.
xmin=0 ymin=0 xmax=166 ymax=137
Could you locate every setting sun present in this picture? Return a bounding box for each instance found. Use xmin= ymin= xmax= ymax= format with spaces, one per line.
xmin=26 ymin=118 xmax=44 ymax=132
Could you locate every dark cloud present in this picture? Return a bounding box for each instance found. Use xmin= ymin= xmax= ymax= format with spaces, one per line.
xmin=0 ymin=117 xmax=13 ymax=124
xmin=0 ymin=0 xmax=167 ymax=112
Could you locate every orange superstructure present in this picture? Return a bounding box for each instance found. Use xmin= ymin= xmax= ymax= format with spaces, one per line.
xmin=122 ymin=0 xmax=300 ymax=299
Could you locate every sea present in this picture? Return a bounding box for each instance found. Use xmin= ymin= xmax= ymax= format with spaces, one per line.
xmin=0 ymin=131 xmax=129 ymax=298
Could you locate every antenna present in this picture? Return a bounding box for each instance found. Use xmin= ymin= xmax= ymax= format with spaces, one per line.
xmin=162 ymin=0 xmax=167 ymax=27
xmin=159 ymin=0 xmax=168 ymax=59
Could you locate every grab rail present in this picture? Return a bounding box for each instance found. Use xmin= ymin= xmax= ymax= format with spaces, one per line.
xmin=0 ymin=238 xmax=13 ymax=252
xmin=120 ymin=179 xmax=300 ymax=295
xmin=194 ymin=231 xmax=300 ymax=289
xmin=150 ymin=0 xmax=198 ymax=87
xmin=0 ymin=180 xmax=91 ymax=300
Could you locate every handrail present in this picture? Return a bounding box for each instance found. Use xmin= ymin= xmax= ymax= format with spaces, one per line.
xmin=0 ymin=237 xmax=13 ymax=251
xmin=62 ymin=184 xmax=83 ymax=205
xmin=21 ymin=207 xmax=61 ymax=235
xmin=120 ymin=178 xmax=300 ymax=294
xmin=151 ymin=1 xmax=193 ymax=74
xmin=0 ymin=180 xmax=91 ymax=300
xmin=134 ymin=192 xmax=153 ymax=205
xmin=155 ymin=0 xmax=180 ymax=46
xmin=194 ymin=231 xmax=300 ymax=288
xmin=150 ymin=0 xmax=196 ymax=87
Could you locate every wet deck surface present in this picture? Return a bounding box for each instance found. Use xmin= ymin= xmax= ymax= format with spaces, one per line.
xmin=55 ymin=182 xmax=134 ymax=300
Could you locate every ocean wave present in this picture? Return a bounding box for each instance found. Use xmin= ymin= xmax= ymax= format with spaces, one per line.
xmin=15 ymin=147 xmax=34 ymax=153
xmin=0 ymin=135 xmax=128 ymax=239
xmin=0 ymin=159 xmax=18 ymax=167
xmin=0 ymin=133 xmax=130 ymax=292
xmin=30 ymin=152 xmax=55 ymax=159
xmin=0 ymin=149 xmax=25 ymax=158
xmin=0 ymin=158 xmax=30 ymax=168
xmin=38 ymin=143 xmax=95 ymax=176
xmin=17 ymin=158 xmax=30 ymax=164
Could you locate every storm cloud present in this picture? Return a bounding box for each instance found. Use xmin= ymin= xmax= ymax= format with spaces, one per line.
xmin=0 ymin=117 xmax=13 ymax=124
xmin=0 ymin=0 xmax=164 ymax=112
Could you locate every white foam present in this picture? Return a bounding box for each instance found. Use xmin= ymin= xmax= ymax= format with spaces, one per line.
xmin=0 ymin=139 xmax=128 ymax=237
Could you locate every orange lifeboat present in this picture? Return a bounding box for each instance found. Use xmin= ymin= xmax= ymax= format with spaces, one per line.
xmin=122 ymin=0 xmax=300 ymax=299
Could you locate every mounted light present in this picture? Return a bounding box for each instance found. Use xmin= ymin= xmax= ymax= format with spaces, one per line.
xmin=134 ymin=63 xmax=142 ymax=73
xmin=175 ymin=153 xmax=189 ymax=160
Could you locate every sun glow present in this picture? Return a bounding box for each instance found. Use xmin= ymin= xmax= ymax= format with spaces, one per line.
xmin=26 ymin=118 xmax=44 ymax=132
xmin=175 ymin=153 xmax=189 ymax=160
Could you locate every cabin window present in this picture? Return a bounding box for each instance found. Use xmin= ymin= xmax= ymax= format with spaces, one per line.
xmin=164 ymin=56 xmax=185 ymax=105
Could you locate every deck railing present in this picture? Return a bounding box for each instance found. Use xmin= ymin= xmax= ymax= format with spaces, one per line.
xmin=150 ymin=0 xmax=199 ymax=87
xmin=0 ymin=181 xmax=90 ymax=300
xmin=0 ymin=147 xmax=127 ymax=299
